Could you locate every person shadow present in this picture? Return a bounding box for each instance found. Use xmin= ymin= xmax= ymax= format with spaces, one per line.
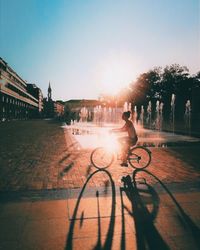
xmin=121 ymin=168 xmax=200 ymax=250
xmin=65 ymin=167 xmax=200 ymax=250
xmin=120 ymin=173 xmax=170 ymax=250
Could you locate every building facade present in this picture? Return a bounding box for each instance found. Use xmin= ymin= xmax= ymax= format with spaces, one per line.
xmin=0 ymin=57 xmax=40 ymax=121
xmin=27 ymin=83 xmax=43 ymax=116
xmin=43 ymin=83 xmax=65 ymax=119
xmin=54 ymin=101 xmax=65 ymax=118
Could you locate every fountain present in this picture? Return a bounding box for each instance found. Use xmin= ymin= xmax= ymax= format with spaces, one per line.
xmin=140 ymin=105 xmax=144 ymax=127
xmin=147 ymin=101 xmax=152 ymax=129
xmin=155 ymin=100 xmax=160 ymax=130
xmin=128 ymin=102 xmax=132 ymax=112
xmin=160 ymin=102 xmax=164 ymax=131
xmin=133 ymin=105 xmax=137 ymax=124
xmin=79 ymin=107 xmax=88 ymax=122
xmin=64 ymin=96 xmax=200 ymax=150
xmin=171 ymin=94 xmax=176 ymax=133
xmin=123 ymin=102 xmax=128 ymax=112
xmin=123 ymin=102 xmax=132 ymax=112
xmin=155 ymin=101 xmax=164 ymax=131
xmin=184 ymin=100 xmax=191 ymax=134
xmin=92 ymin=104 xmax=124 ymax=125
xmin=93 ymin=105 xmax=102 ymax=125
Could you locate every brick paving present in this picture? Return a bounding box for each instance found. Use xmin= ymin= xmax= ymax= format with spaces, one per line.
xmin=0 ymin=120 xmax=200 ymax=191
xmin=0 ymin=120 xmax=67 ymax=190
xmin=0 ymin=119 xmax=200 ymax=250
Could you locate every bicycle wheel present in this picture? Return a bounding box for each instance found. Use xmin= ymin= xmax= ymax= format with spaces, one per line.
xmin=90 ymin=147 xmax=114 ymax=169
xmin=128 ymin=146 xmax=151 ymax=169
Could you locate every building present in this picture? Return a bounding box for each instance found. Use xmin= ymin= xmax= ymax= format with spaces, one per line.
xmin=26 ymin=83 xmax=43 ymax=116
xmin=0 ymin=57 xmax=39 ymax=121
xmin=43 ymin=82 xmax=55 ymax=118
xmin=43 ymin=83 xmax=65 ymax=119
xmin=65 ymin=99 xmax=100 ymax=110
xmin=54 ymin=100 xmax=65 ymax=119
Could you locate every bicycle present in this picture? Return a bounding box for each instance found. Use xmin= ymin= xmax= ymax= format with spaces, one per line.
xmin=90 ymin=144 xmax=151 ymax=170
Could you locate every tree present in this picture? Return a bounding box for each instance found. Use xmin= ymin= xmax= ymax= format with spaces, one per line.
xmin=162 ymin=64 xmax=190 ymax=121
xmin=128 ymin=67 xmax=162 ymax=109
xmin=191 ymin=71 xmax=200 ymax=130
xmin=117 ymin=64 xmax=198 ymax=129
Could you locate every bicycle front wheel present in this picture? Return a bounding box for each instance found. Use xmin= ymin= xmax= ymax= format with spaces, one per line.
xmin=90 ymin=147 xmax=114 ymax=169
xmin=128 ymin=146 xmax=151 ymax=169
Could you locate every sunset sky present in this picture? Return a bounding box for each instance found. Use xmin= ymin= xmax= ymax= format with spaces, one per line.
xmin=0 ymin=0 xmax=199 ymax=100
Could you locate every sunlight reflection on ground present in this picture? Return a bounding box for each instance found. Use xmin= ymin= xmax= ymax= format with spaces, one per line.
xmin=71 ymin=126 xmax=120 ymax=150
xmin=62 ymin=122 xmax=200 ymax=149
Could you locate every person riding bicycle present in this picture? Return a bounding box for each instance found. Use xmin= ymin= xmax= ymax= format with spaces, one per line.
xmin=112 ymin=111 xmax=138 ymax=167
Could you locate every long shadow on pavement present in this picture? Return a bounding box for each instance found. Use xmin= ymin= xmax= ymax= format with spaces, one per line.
xmin=132 ymin=169 xmax=200 ymax=249
xmin=65 ymin=167 xmax=167 ymax=249
xmin=121 ymin=173 xmax=169 ymax=250
xmin=65 ymin=169 xmax=116 ymax=250
xmin=65 ymin=165 xmax=200 ymax=249
xmin=58 ymin=142 xmax=81 ymax=177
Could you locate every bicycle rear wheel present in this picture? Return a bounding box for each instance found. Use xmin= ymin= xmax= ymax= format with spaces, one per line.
xmin=128 ymin=146 xmax=151 ymax=169
xmin=90 ymin=147 xmax=114 ymax=169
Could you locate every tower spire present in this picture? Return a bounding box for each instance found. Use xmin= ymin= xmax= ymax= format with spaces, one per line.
xmin=48 ymin=81 xmax=52 ymax=100
xmin=48 ymin=81 xmax=51 ymax=90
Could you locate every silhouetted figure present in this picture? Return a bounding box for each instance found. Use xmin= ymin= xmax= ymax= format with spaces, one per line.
xmin=121 ymin=174 xmax=170 ymax=250
xmin=112 ymin=111 xmax=138 ymax=166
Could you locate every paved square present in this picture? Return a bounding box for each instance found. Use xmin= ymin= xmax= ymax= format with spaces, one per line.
xmin=0 ymin=120 xmax=200 ymax=249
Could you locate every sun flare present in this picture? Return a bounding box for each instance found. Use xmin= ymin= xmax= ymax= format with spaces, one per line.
xmin=97 ymin=54 xmax=136 ymax=95
xmin=101 ymin=133 xmax=120 ymax=153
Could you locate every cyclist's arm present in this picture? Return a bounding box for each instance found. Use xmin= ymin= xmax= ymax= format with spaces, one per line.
xmin=111 ymin=124 xmax=127 ymax=133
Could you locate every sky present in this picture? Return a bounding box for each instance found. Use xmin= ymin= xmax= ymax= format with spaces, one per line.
xmin=0 ymin=0 xmax=199 ymax=101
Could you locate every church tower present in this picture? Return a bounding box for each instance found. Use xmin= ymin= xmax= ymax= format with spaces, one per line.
xmin=48 ymin=82 xmax=52 ymax=101
xmin=43 ymin=81 xmax=54 ymax=118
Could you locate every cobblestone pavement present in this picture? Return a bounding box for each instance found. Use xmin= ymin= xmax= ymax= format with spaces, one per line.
xmin=0 ymin=120 xmax=200 ymax=191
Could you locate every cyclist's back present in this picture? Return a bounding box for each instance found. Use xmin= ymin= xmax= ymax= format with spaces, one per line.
xmin=123 ymin=119 xmax=138 ymax=144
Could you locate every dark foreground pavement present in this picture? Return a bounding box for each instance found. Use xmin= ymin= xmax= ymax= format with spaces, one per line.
xmin=0 ymin=120 xmax=200 ymax=249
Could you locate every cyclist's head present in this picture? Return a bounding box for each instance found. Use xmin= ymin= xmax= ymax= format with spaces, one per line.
xmin=122 ymin=111 xmax=131 ymax=120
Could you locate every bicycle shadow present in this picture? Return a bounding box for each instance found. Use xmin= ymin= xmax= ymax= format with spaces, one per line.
xmin=65 ymin=167 xmax=166 ymax=250
xmin=131 ymin=169 xmax=200 ymax=249
xmin=65 ymin=169 xmax=116 ymax=250
xmin=65 ymin=165 xmax=200 ymax=250
xmin=120 ymin=173 xmax=169 ymax=250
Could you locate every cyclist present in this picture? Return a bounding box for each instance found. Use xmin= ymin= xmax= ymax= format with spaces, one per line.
xmin=112 ymin=111 xmax=138 ymax=167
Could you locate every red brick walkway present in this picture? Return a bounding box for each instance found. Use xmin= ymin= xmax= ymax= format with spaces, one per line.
xmin=0 ymin=120 xmax=200 ymax=191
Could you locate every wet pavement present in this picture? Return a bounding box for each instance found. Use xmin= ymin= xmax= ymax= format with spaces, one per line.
xmin=66 ymin=122 xmax=200 ymax=148
xmin=0 ymin=120 xmax=200 ymax=249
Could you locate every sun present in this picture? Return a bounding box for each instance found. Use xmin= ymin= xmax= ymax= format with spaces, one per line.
xmin=96 ymin=53 xmax=136 ymax=95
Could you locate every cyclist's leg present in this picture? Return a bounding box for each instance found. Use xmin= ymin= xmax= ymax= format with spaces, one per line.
xmin=118 ymin=137 xmax=129 ymax=164
xmin=118 ymin=137 xmax=125 ymax=156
